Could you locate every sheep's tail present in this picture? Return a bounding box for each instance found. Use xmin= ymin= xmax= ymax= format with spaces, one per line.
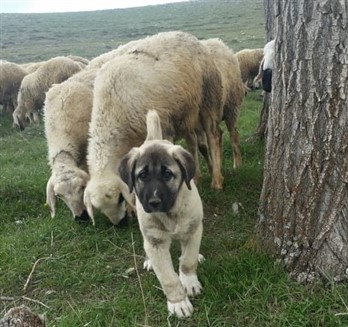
xmin=146 ymin=110 xmax=163 ymax=141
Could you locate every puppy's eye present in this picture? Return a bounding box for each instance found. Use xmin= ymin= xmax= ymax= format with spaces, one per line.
xmin=138 ymin=170 xmax=148 ymax=181
xmin=162 ymin=169 xmax=174 ymax=181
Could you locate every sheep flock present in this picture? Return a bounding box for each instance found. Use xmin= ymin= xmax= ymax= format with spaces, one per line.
xmin=0 ymin=31 xmax=271 ymax=225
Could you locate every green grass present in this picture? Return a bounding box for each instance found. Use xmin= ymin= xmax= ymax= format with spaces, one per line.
xmin=1 ymin=1 xmax=348 ymax=326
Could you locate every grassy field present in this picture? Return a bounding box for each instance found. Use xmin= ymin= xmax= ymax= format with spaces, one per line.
xmin=1 ymin=0 xmax=348 ymax=326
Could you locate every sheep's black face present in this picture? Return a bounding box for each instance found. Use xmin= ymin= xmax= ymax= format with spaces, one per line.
xmin=262 ymin=68 xmax=272 ymax=93
xmin=134 ymin=146 xmax=183 ymax=213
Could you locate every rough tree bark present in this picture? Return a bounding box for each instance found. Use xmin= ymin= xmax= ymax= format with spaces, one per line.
xmin=257 ymin=0 xmax=348 ymax=283
xmin=256 ymin=0 xmax=275 ymax=138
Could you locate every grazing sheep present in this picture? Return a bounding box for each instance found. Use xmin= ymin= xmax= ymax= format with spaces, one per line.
xmin=13 ymin=56 xmax=83 ymax=130
xmin=86 ymin=39 xmax=142 ymax=69
xmin=44 ymin=43 xmax=142 ymax=224
xmin=20 ymin=60 xmax=46 ymax=74
xmin=199 ymin=38 xmax=245 ymax=170
xmin=0 ymin=61 xmax=27 ymax=113
xmin=235 ymin=47 xmax=264 ymax=89
xmin=44 ymin=68 xmax=96 ymax=223
xmin=20 ymin=56 xmax=88 ymax=74
xmin=66 ymin=55 xmax=90 ymax=66
xmin=84 ymin=31 xmax=223 ymax=225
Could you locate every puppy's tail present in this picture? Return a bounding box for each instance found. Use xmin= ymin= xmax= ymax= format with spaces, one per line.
xmin=146 ymin=110 xmax=163 ymax=141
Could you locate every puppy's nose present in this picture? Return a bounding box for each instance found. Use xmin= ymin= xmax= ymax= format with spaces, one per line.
xmin=148 ymin=197 xmax=161 ymax=210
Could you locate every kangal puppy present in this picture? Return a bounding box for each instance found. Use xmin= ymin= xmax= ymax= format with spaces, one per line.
xmin=119 ymin=111 xmax=204 ymax=318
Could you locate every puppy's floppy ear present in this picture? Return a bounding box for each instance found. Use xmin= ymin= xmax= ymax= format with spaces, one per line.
xmin=171 ymin=145 xmax=196 ymax=190
xmin=119 ymin=148 xmax=140 ymax=193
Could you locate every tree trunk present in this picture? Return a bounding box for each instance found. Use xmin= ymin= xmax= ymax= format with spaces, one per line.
xmin=256 ymin=93 xmax=271 ymax=137
xmin=257 ymin=0 xmax=348 ymax=283
xmin=256 ymin=0 xmax=275 ymax=138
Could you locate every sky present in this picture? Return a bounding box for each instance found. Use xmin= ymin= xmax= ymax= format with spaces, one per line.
xmin=0 ymin=0 xmax=191 ymax=13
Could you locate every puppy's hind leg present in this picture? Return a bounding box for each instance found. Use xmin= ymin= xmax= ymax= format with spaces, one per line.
xmin=179 ymin=222 xmax=203 ymax=297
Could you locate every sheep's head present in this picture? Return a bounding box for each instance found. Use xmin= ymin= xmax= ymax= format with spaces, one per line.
xmin=83 ymin=174 xmax=135 ymax=226
xmin=46 ymin=168 xmax=90 ymax=223
xmin=12 ymin=89 xmax=39 ymax=130
xmin=12 ymin=105 xmax=30 ymax=130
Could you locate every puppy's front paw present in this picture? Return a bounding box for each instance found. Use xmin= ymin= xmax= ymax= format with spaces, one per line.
xmin=167 ymin=297 xmax=193 ymax=318
xmin=179 ymin=273 xmax=202 ymax=296
xmin=143 ymin=258 xmax=153 ymax=271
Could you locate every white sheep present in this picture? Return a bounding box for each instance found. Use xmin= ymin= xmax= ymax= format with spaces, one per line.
xmin=13 ymin=56 xmax=83 ymax=130
xmin=235 ymin=47 xmax=264 ymax=89
xmin=44 ymin=43 xmax=143 ymax=224
xmin=66 ymin=55 xmax=90 ymax=67
xmin=20 ymin=60 xmax=46 ymax=74
xmin=0 ymin=61 xmax=27 ymax=113
xmin=199 ymin=38 xmax=245 ymax=170
xmin=86 ymin=39 xmax=143 ymax=69
xmin=44 ymin=68 xmax=96 ymax=223
xmin=84 ymin=31 xmax=224 ymax=225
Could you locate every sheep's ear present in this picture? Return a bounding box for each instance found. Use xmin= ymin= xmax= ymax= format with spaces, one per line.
xmin=119 ymin=148 xmax=139 ymax=193
xmin=171 ymin=146 xmax=196 ymax=190
xmin=83 ymin=190 xmax=95 ymax=226
xmin=46 ymin=177 xmax=56 ymax=218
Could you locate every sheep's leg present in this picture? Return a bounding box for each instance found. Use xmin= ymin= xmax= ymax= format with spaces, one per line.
xmin=196 ymin=128 xmax=213 ymax=174
xmin=224 ymin=109 xmax=242 ymax=169
xmin=202 ymin=120 xmax=223 ymax=190
xmin=185 ymin=131 xmax=201 ymax=183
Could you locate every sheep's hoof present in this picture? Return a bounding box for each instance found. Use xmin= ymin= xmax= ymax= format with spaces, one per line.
xmin=211 ymin=180 xmax=223 ymax=190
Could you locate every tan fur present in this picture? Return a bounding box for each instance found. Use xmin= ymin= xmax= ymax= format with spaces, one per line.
xmin=13 ymin=56 xmax=83 ymax=129
xmin=137 ymin=172 xmax=203 ymax=318
xmin=0 ymin=61 xmax=27 ymax=113
xmin=146 ymin=110 xmax=163 ymax=140
xmin=200 ymin=38 xmax=245 ymax=169
xmin=85 ymin=31 xmax=224 ymax=225
xmin=235 ymin=48 xmax=264 ymax=89
xmin=119 ymin=111 xmax=204 ymax=318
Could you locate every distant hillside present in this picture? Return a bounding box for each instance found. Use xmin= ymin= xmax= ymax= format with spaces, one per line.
xmin=0 ymin=0 xmax=265 ymax=63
